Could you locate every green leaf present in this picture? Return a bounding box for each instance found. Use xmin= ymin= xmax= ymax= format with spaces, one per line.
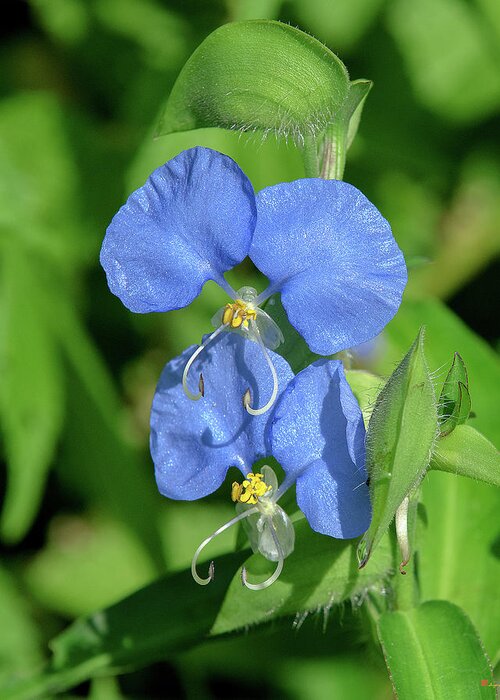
xmin=419 ymin=471 xmax=500 ymax=662
xmin=439 ymin=352 xmax=471 ymax=435
xmin=320 ymin=79 xmax=372 ymax=179
xmin=431 ymin=424 xmax=500 ymax=487
xmin=358 ymin=328 xmax=438 ymax=567
xmin=0 ymin=554 xmax=241 ymax=700
xmin=211 ymin=520 xmax=393 ymax=634
xmin=0 ymin=245 xmax=64 ymax=542
xmin=2 ymin=524 xmax=393 ymax=698
xmin=158 ymin=20 xmax=350 ymax=143
xmin=378 ymin=601 xmax=495 ymax=699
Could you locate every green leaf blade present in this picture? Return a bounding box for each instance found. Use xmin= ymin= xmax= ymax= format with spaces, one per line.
xmin=419 ymin=471 xmax=500 ymax=661
xmin=158 ymin=20 xmax=350 ymax=142
xmin=378 ymin=601 xmax=495 ymax=699
xmin=211 ymin=520 xmax=393 ymax=635
xmin=1 ymin=523 xmax=393 ymax=698
xmin=431 ymin=424 xmax=500 ymax=489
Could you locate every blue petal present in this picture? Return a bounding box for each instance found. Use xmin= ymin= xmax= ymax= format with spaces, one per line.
xmin=251 ymin=179 xmax=407 ymax=355
xmin=100 ymin=147 xmax=256 ymax=313
xmin=150 ymin=333 xmax=294 ymax=500
xmin=268 ymin=360 xmax=371 ymax=538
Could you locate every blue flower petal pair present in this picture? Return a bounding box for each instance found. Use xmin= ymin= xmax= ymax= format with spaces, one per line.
xmin=151 ymin=333 xmax=370 ymax=539
xmin=101 ymin=147 xmax=406 ymax=355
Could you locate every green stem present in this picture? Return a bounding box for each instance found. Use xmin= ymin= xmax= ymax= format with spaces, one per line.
xmin=320 ymin=123 xmax=346 ymax=180
xmin=302 ymin=133 xmax=320 ymax=178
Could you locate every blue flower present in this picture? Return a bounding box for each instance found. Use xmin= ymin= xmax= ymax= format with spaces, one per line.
xmin=150 ymin=333 xmax=370 ymax=589
xmin=101 ymin=147 xmax=406 ymax=414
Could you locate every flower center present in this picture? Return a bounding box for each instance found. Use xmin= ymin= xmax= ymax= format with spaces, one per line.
xmin=231 ymin=472 xmax=272 ymax=505
xmin=190 ymin=465 xmax=293 ymax=591
xmin=182 ymin=285 xmax=283 ymax=415
xmin=222 ymin=299 xmax=257 ymax=330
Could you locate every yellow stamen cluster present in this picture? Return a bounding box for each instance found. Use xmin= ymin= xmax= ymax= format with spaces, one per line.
xmin=222 ymin=299 xmax=257 ymax=330
xmin=231 ymin=472 xmax=271 ymax=505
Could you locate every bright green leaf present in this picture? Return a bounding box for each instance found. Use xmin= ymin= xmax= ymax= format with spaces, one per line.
xmin=358 ymin=328 xmax=438 ymax=567
xmin=158 ymin=20 xmax=350 ymax=143
xmin=211 ymin=520 xmax=393 ymax=634
xmin=378 ymin=601 xmax=495 ymax=699
xmin=0 ymin=555 xmax=240 ymax=700
xmin=419 ymin=471 xmax=500 ymax=661
xmin=431 ymin=424 xmax=500 ymax=487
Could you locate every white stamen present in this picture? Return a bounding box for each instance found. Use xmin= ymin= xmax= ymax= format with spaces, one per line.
xmin=182 ymin=323 xmax=228 ymax=401
xmin=243 ymin=321 xmax=279 ymax=416
xmin=191 ymin=506 xmax=259 ymax=586
xmin=241 ymin=523 xmax=284 ymax=590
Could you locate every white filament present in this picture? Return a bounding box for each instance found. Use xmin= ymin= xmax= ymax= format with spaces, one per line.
xmin=191 ymin=506 xmax=259 ymax=586
xmin=241 ymin=522 xmax=284 ymax=591
xmin=182 ymin=323 xmax=228 ymax=401
xmin=243 ymin=321 xmax=279 ymax=416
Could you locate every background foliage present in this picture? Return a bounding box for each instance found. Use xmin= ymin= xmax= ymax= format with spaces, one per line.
xmin=1 ymin=0 xmax=499 ymax=697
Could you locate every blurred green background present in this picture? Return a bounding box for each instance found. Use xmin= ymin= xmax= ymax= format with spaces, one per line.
xmin=1 ymin=0 xmax=499 ymax=697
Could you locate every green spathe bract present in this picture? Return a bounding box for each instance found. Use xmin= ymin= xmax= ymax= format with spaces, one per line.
xmin=358 ymin=328 xmax=438 ymax=567
xmin=158 ymin=20 xmax=350 ymax=143
xmin=319 ymin=78 xmax=372 ymax=179
xmin=438 ymin=352 xmax=471 ymax=436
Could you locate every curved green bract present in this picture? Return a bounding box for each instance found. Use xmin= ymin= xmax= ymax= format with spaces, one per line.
xmin=358 ymin=328 xmax=438 ymax=567
xmin=158 ymin=20 xmax=350 ymax=143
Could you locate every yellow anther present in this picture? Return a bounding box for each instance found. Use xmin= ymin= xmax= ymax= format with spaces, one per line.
xmin=231 ymin=472 xmax=272 ymax=505
xmin=222 ymin=300 xmax=257 ymax=330
xmin=222 ymin=305 xmax=234 ymax=326
xmin=231 ymin=482 xmax=243 ymax=502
